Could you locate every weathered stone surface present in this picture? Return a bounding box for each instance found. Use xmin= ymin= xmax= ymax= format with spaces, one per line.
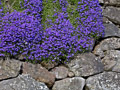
xmin=67 ymin=53 xmax=104 ymax=77
xmin=99 ymin=0 xmax=120 ymax=6
xmin=103 ymin=7 xmax=120 ymax=24
xmin=22 ymin=62 xmax=55 ymax=87
xmin=51 ymin=66 xmax=68 ymax=79
xmin=41 ymin=61 xmax=58 ymax=70
xmin=102 ymin=50 xmax=120 ymax=72
xmin=101 ymin=50 xmax=120 ymax=71
xmin=93 ymin=37 xmax=120 ymax=58
xmin=52 ymin=77 xmax=85 ymax=90
xmin=0 ymin=74 xmax=49 ymax=90
xmin=103 ymin=23 xmax=120 ymax=37
xmin=67 ymin=71 xmax=75 ymax=78
xmin=86 ymin=72 xmax=120 ymax=90
xmin=0 ymin=58 xmax=22 ymax=80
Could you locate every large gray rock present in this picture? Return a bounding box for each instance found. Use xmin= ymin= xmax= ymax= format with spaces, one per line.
xmin=0 ymin=74 xmax=49 ymax=90
xmin=86 ymin=72 xmax=120 ymax=90
xmin=103 ymin=7 xmax=120 ymax=24
xmin=51 ymin=66 xmax=68 ymax=79
xmin=0 ymin=58 xmax=22 ymax=80
xmin=103 ymin=23 xmax=120 ymax=37
xmin=67 ymin=53 xmax=104 ymax=77
xmin=99 ymin=0 xmax=120 ymax=6
xmin=93 ymin=37 xmax=120 ymax=58
xmin=102 ymin=50 xmax=120 ymax=72
xmin=52 ymin=77 xmax=85 ymax=90
xmin=22 ymin=62 xmax=55 ymax=87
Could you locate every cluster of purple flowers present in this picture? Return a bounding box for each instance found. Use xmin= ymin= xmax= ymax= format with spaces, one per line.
xmin=0 ymin=0 xmax=4 ymax=27
xmin=23 ymin=0 xmax=43 ymax=22
xmin=76 ymin=0 xmax=104 ymax=38
xmin=0 ymin=11 xmax=43 ymax=57
xmin=59 ymin=0 xmax=68 ymax=12
xmin=0 ymin=0 xmax=104 ymax=63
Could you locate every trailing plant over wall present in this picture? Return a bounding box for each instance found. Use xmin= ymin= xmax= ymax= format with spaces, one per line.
xmin=0 ymin=0 xmax=104 ymax=64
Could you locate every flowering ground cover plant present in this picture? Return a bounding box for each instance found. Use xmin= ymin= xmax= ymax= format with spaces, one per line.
xmin=0 ymin=0 xmax=104 ymax=64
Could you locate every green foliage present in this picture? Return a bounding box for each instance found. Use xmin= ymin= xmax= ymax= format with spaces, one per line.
xmin=67 ymin=2 xmax=79 ymax=28
xmin=1 ymin=0 xmax=90 ymax=30
xmin=1 ymin=0 xmax=24 ymax=13
xmin=42 ymin=0 xmax=60 ymax=29
xmin=68 ymin=0 xmax=80 ymax=5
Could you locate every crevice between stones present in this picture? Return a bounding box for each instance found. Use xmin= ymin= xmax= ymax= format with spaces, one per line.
xmin=83 ymin=83 xmax=86 ymax=90
xmin=81 ymin=71 xmax=104 ymax=80
xmin=115 ymin=48 xmax=120 ymax=51
xmin=102 ymin=4 xmax=120 ymax=7
xmin=103 ymin=16 xmax=120 ymax=26
xmin=99 ymin=3 xmax=104 ymax=7
xmin=48 ymin=86 xmax=52 ymax=90
xmin=47 ymin=62 xmax=65 ymax=71
xmin=0 ymin=75 xmax=19 ymax=82
xmin=19 ymin=64 xmax=23 ymax=75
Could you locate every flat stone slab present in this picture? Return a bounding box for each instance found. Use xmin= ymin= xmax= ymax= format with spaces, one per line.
xmin=93 ymin=37 xmax=120 ymax=58
xmin=86 ymin=72 xmax=120 ymax=90
xmin=0 ymin=58 xmax=22 ymax=80
xmin=52 ymin=77 xmax=85 ymax=90
xmin=67 ymin=53 xmax=104 ymax=77
xmin=22 ymin=62 xmax=55 ymax=87
xmin=0 ymin=74 xmax=49 ymax=90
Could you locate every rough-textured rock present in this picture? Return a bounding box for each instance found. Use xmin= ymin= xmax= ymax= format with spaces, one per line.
xmin=41 ymin=61 xmax=58 ymax=70
xmin=22 ymin=62 xmax=55 ymax=87
xmin=51 ymin=66 xmax=68 ymax=79
xmin=99 ymin=0 xmax=120 ymax=6
xmin=86 ymin=72 xmax=120 ymax=90
xmin=0 ymin=74 xmax=49 ymax=90
xmin=67 ymin=53 xmax=104 ymax=77
xmin=102 ymin=50 xmax=120 ymax=72
xmin=93 ymin=37 xmax=120 ymax=58
xmin=52 ymin=77 xmax=85 ymax=90
xmin=0 ymin=58 xmax=22 ymax=80
xmin=103 ymin=23 xmax=120 ymax=37
xmin=67 ymin=71 xmax=75 ymax=78
xmin=103 ymin=7 xmax=120 ymax=24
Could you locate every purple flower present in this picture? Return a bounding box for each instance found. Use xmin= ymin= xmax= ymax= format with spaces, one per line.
xmin=0 ymin=0 xmax=104 ymax=64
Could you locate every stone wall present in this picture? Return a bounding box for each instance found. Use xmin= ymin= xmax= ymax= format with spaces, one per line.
xmin=0 ymin=0 xmax=120 ymax=90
